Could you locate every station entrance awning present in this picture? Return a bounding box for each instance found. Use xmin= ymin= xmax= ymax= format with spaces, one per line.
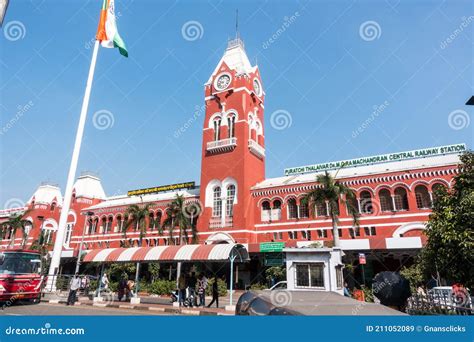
xmin=82 ymin=243 xmax=249 ymax=263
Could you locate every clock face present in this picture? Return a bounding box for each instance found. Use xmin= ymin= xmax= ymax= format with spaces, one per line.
xmin=253 ymin=79 xmax=262 ymax=96
xmin=215 ymin=74 xmax=231 ymax=91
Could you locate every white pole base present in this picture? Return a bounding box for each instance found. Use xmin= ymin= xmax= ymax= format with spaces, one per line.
xmin=130 ymin=297 xmax=141 ymax=304
xmin=225 ymin=305 xmax=236 ymax=312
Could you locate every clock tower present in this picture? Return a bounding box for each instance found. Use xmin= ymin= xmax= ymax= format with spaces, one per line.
xmin=197 ymin=37 xmax=265 ymax=244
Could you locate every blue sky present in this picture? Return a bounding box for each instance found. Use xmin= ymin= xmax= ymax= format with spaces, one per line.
xmin=1 ymin=0 xmax=473 ymax=206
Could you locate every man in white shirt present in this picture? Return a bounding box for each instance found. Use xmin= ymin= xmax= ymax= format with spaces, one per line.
xmin=66 ymin=273 xmax=82 ymax=305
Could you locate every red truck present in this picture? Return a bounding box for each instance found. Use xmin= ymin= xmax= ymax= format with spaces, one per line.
xmin=0 ymin=249 xmax=43 ymax=303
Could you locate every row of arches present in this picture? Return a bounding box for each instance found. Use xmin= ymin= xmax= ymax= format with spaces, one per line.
xmin=85 ymin=209 xmax=167 ymax=235
xmin=259 ymin=182 xmax=448 ymax=221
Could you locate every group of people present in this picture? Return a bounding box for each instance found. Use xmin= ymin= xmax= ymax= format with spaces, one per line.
xmin=66 ymin=273 xmax=91 ymax=306
xmin=177 ymin=272 xmax=221 ymax=308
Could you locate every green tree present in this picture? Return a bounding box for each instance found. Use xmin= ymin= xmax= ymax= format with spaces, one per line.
xmin=30 ymin=230 xmax=52 ymax=275
xmin=421 ymin=151 xmax=474 ymax=288
xmin=301 ymin=171 xmax=359 ymax=246
xmin=124 ymin=203 xmax=151 ymax=246
xmin=162 ymin=194 xmax=198 ymax=245
xmin=0 ymin=211 xmax=32 ymax=248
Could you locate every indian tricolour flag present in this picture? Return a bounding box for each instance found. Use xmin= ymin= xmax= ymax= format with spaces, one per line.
xmin=96 ymin=0 xmax=128 ymax=57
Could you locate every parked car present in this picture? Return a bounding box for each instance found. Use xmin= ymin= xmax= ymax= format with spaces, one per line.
xmin=268 ymin=281 xmax=287 ymax=291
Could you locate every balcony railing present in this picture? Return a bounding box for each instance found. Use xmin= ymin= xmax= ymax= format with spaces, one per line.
xmin=209 ymin=217 xmax=233 ymax=229
xmin=261 ymin=209 xmax=281 ymax=222
xmin=206 ymin=137 xmax=237 ymax=153
xmin=248 ymin=139 xmax=265 ymax=159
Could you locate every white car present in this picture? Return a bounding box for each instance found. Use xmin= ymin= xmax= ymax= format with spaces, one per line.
xmin=268 ymin=281 xmax=287 ymax=291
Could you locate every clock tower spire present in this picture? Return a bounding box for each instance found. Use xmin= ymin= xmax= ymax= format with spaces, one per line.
xmin=197 ymin=37 xmax=265 ymax=244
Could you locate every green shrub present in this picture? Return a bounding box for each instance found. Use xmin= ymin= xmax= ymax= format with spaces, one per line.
xmin=265 ymin=266 xmax=286 ymax=284
xmin=206 ymin=278 xmax=227 ymax=296
xmin=108 ymin=281 xmax=118 ymax=292
xmin=249 ymin=283 xmax=267 ymax=290
xmin=148 ymin=280 xmax=176 ymax=295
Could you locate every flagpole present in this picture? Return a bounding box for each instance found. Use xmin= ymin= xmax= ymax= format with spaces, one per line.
xmin=46 ymin=40 xmax=100 ymax=291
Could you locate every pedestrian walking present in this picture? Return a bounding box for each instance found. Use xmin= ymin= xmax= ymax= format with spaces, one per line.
xmin=81 ymin=275 xmax=90 ymax=296
xmin=101 ymin=272 xmax=109 ymax=292
xmin=188 ymin=272 xmax=197 ymax=306
xmin=207 ymin=277 xmax=219 ymax=308
xmin=118 ymin=276 xmax=128 ymax=301
xmin=197 ymin=274 xmax=208 ymax=307
xmin=178 ymin=274 xmax=186 ymax=307
xmin=66 ymin=273 xmax=82 ymax=305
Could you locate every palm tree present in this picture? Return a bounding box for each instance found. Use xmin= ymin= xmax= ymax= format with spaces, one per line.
xmin=124 ymin=203 xmax=151 ymax=246
xmin=163 ymin=194 xmax=198 ymax=245
xmin=301 ymin=171 xmax=359 ymax=247
xmin=124 ymin=202 xmax=152 ymax=299
xmin=0 ymin=212 xmax=32 ymax=248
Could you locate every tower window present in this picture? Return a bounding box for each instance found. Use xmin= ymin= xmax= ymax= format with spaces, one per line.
xmin=212 ymin=186 xmax=222 ymax=217
xmin=226 ymin=185 xmax=236 ymax=217
xmin=228 ymin=116 xmax=235 ymax=138
xmin=213 ymin=119 xmax=221 ymax=141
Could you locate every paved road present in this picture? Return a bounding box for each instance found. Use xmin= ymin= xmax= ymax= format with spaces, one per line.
xmin=0 ymin=302 xmax=173 ymax=316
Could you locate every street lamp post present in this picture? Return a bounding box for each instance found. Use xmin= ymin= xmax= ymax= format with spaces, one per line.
xmin=74 ymin=211 xmax=94 ymax=275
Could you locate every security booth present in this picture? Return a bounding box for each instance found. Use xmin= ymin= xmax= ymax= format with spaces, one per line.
xmin=82 ymin=243 xmax=249 ymax=305
xmin=284 ymin=247 xmax=344 ymax=295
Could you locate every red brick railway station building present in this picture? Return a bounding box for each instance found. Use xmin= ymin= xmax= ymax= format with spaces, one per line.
xmin=0 ymin=37 xmax=468 ymax=285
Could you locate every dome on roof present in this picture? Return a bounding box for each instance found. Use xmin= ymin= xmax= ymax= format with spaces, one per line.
xmin=72 ymin=173 xmax=106 ymax=200
xmin=28 ymin=184 xmax=63 ymax=206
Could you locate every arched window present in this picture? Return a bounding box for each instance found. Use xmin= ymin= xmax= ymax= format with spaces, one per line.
xmin=299 ymin=200 xmax=309 ymax=218
xmin=116 ymin=215 xmax=122 ymax=233
xmin=89 ymin=218 xmax=98 ymax=234
xmin=394 ymin=187 xmax=409 ymax=211
xmin=415 ymin=185 xmax=431 ymax=209
xmin=212 ymin=187 xmax=222 ymax=217
xmin=50 ymin=202 xmax=56 ymax=211
xmin=213 ymin=119 xmax=221 ymax=141
xmin=106 ymin=216 xmax=113 ymax=233
xmin=379 ymin=189 xmax=393 ymax=212
xmin=101 ymin=217 xmax=107 ymax=233
xmin=359 ymin=191 xmax=373 ymax=214
xmin=227 ymin=115 xmax=235 ymax=138
xmin=316 ymin=201 xmax=328 ymax=216
xmin=226 ymin=185 xmax=236 ymax=217
xmin=262 ymin=201 xmax=271 ymax=211
xmin=287 ymin=198 xmax=298 ymax=219
xmin=273 ymin=200 xmax=282 ymax=210
xmin=155 ymin=211 xmax=162 ymax=228
xmin=149 ymin=212 xmax=155 ymax=230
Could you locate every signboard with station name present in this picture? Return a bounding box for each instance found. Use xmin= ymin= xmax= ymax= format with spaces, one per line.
xmin=284 ymin=143 xmax=466 ymax=176
xmin=127 ymin=181 xmax=195 ymax=197
xmin=260 ymin=242 xmax=285 ymax=253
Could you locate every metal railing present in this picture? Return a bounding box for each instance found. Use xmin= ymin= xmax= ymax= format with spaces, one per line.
xmin=206 ymin=138 xmax=237 ymax=153
xmin=406 ymin=293 xmax=473 ymax=315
